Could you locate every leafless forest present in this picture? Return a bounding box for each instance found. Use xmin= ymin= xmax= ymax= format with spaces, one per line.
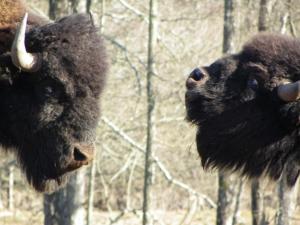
xmin=1 ymin=0 xmax=300 ymax=224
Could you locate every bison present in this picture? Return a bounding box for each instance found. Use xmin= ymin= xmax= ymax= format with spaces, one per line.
xmin=0 ymin=0 xmax=107 ymax=192
xmin=185 ymin=34 xmax=300 ymax=186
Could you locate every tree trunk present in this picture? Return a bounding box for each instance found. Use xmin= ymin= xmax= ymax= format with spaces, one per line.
xmin=277 ymin=172 xmax=298 ymax=225
xmin=44 ymin=2 xmax=87 ymax=224
xmin=0 ymin=178 xmax=3 ymax=209
xmin=8 ymin=165 xmax=14 ymax=211
xmin=142 ymin=0 xmax=158 ymax=224
xmin=67 ymin=171 xmax=86 ymax=225
xmin=86 ymin=0 xmax=106 ymax=221
xmin=223 ymin=0 xmax=235 ymax=53
xmin=86 ymin=0 xmax=92 ymax=13
xmin=44 ymin=189 xmax=68 ymax=225
xmin=276 ymin=12 xmax=297 ymax=223
xmin=258 ymin=0 xmax=268 ymax=31
xmin=232 ymin=180 xmax=243 ymax=225
xmin=87 ymin=160 xmax=96 ymax=225
xmin=49 ymin=0 xmax=58 ymax=20
xmin=217 ymin=174 xmax=235 ymax=225
xmin=258 ymin=0 xmax=271 ymax=31
xmin=49 ymin=0 xmax=87 ymax=19
xmin=100 ymin=0 xmax=106 ymax=34
xmin=251 ymin=179 xmax=263 ymax=225
xmin=44 ymin=170 xmax=86 ymax=225
xmin=217 ymin=1 xmax=236 ymax=225
xmin=250 ymin=1 xmax=275 ymax=224
xmin=70 ymin=0 xmax=86 ymax=13
xmin=49 ymin=0 xmax=71 ymax=19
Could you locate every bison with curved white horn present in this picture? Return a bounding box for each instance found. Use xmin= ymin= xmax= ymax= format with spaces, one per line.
xmin=0 ymin=0 xmax=107 ymax=192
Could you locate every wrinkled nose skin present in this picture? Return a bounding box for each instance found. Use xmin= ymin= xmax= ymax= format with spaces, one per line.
xmin=186 ymin=67 xmax=207 ymax=90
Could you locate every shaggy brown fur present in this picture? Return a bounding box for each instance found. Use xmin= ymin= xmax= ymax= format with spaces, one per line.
xmin=0 ymin=0 xmax=25 ymax=29
xmin=0 ymin=1 xmax=108 ymax=192
xmin=186 ymin=34 xmax=300 ymax=186
xmin=0 ymin=0 xmax=48 ymax=54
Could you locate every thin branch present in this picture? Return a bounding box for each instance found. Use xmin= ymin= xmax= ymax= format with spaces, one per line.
xmin=103 ymin=34 xmax=143 ymax=94
xmin=117 ymin=0 xmax=148 ymax=21
xmin=110 ymin=151 xmax=135 ymax=183
xmin=101 ymin=116 xmax=216 ymax=208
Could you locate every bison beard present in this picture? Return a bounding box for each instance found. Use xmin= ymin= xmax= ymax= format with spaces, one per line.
xmin=0 ymin=8 xmax=107 ymax=191
xmin=185 ymin=34 xmax=300 ymax=186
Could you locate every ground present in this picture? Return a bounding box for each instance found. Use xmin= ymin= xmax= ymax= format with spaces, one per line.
xmin=2 ymin=208 xmax=300 ymax=225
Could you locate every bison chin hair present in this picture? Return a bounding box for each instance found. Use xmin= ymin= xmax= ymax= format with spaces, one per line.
xmin=195 ymin=102 xmax=300 ymax=187
xmin=21 ymin=159 xmax=70 ymax=193
xmin=13 ymin=146 xmax=72 ymax=193
xmin=29 ymin=173 xmax=69 ymax=193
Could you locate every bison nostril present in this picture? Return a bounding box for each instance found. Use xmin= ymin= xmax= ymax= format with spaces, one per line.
xmin=191 ymin=68 xmax=204 ymax=81
xmin=73 ymin=147 xmax=88 ymax=162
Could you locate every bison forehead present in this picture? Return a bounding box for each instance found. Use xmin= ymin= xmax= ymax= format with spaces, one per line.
xmin=26 ymin=14 xmax=108 ymax=98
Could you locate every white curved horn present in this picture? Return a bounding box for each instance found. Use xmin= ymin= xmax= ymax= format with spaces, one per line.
xmin=11 ymin=13 xmax=41 ymax=72
xmin=277 ymin=81 xmax=300 ymax=102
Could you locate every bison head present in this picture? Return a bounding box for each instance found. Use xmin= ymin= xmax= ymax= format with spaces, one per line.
xmin=0 ymin=13 xmax=107 ymax=192
xmin=185 ymin=34 xmax=300 ymax=186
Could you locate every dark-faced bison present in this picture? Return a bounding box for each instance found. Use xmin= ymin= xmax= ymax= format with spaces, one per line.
xmin=0 ymin=0 xmax=107 ymax=192
xmin=186 ymin=34 xmax=300 ymax=186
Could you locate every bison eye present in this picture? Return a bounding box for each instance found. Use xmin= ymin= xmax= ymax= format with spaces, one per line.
xmin=44 ymin=86 xmax=54 ymax=96
xmin=35 ymin=80 xmax=63 ymax=102
xmin=247 ymin=78 xmax=258 ymax=90
xmin=45 ymin=86 xmax=53 ymax=94
xmin=40 ymin=85 xmax=60 ymax=99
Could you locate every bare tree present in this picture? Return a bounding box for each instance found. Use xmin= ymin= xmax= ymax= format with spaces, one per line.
xmin=232 ymin=180 xmax=243 ymax=225
xmin=70 ymin=0 xmax=86 ymax=13
xmin=251 ymin=179 xmax=263 ymax=225
xmin=276 ymin=5 xmax=298 ymax=223
xmin=8 ymin=165 xmax=14 ymax=211
xmin=258 ymin=0 xmax=272 ymax=31
xmin=44 ymin=171 xmax=86 ymax=225
xmin=49 ymin=0 xmax=70 ymax=19
xmin=49 ymin=0 xmax=58 ymax=20
xmin=142 ymin=0 xmax=158 ymax=224
xmin=86 ymin=0 xmax=92 ymax=13
xmin=223 ymin=0 xmax=235 ymax=53
xmin=48 ymin=0 xmax=87 ymax=19
xmin=0 ymin=178 xmax=3 ymax=210
xmin=66 ymin=171 xmax=87 ymax=225
xmin=217 ymin=1 xmax=236 ymax=225
xmin=276 ymin=173 xmax=298 ymax=225
xmin=44 ymin=190 xmax=68 ymax=225
xmin=44 ymin=2 xmax=87 ymax=225
xmin=87 ymin=159 xmax=96 ymax=225
xmin=250 ymin=1 xmax=275 ymax=224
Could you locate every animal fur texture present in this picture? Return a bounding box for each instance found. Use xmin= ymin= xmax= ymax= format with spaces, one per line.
xmin=0 ymin=0 xmax=48 ymax=54
xmin=186 ymin=34 xmax=300 ymax=186
xmin=0 ymin=0 xmax=107 ymax=192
